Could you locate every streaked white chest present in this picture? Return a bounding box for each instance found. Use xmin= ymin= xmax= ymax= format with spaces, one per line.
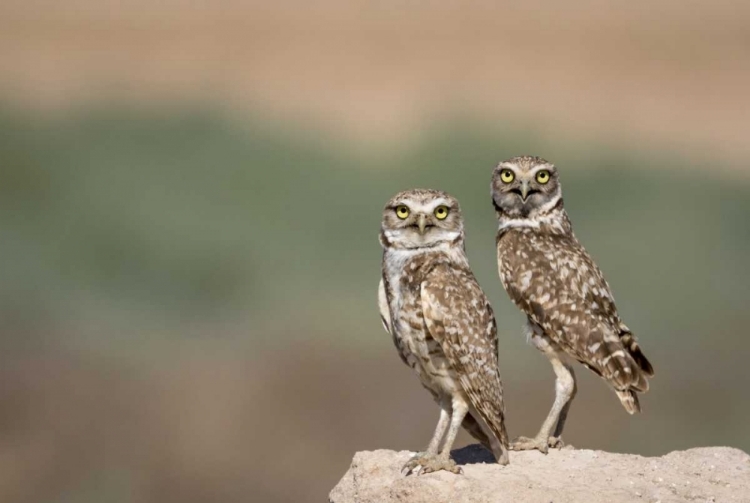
xmin=383 ymin=247 xmax=460 ymax=395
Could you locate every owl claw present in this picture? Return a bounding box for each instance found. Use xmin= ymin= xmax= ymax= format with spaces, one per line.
xmin=401 ymin=453 xmax=426 ymax=475
xmin=509 ymin=436 xmax=544 ymax=453
xmin=511 ymin=436 xmax=548 ymax=454
xmin=511 ymin=435 xmax=570 ymax=453
xmin=402 ymin=453 xmax=462 ymax=476
xmin=548 ymin=436 xmax=571 ymax=450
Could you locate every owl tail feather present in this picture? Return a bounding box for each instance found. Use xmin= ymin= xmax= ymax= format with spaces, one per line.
xmin=461 ymin=415 xmax=491 ymax=449
xmin=621 ymin=333 xmax=654 ymax=377
xmin=616 ymin=390 xmax=641 ymax=414
xmin=461 ymin=413 xmax=509 ymax=464
xmin=590 ymin=330 xmax=652 ymax=413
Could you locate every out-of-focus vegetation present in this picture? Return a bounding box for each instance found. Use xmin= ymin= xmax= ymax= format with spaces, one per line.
xmin=2 ymin=108 xmax=749 ymax=349
xmin=1 ymin=108 xmax=749 ymax=502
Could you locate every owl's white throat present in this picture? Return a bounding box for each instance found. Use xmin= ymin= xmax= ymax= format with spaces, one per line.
xmin=497 ymin=209 xmax=568 ymax=234
xmin=382 ymin=228 xmax=462 ymax=250
xmin=383 ymin=242 xmax=468 ymax=287
xmin=497 ymin=217 xmax=542 ymax=230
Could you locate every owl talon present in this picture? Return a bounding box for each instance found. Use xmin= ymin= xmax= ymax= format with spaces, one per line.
xmin=511 ymin=435 xmax=550 ymax=454
xmin=512 ymin=435 xmax=570 ymax=453
xmin=402 ymin=454 xmax=461 ymax=476
xmin=401 ymin=453 xmax=427 ymax=475
xmin=549 ymin=436 xmax=574 ymax=450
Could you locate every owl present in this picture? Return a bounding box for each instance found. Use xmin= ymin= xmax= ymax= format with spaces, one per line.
xmin=379 ymin=189 xmax=509 ymax=474
xmin=490 ymin=156 xmax=654 ymax=453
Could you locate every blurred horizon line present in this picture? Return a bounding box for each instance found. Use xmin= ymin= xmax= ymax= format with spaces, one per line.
xmin=1 ymin=0 xmax=749 ymax=167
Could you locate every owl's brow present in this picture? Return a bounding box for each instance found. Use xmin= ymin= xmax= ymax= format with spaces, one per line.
xmin=389 ymin=199 xmax=454 ymax=212
xmin=527 ymin=164 xmax=555 ymax=176
xmin=497 ymin=163 xmax=555 ymax=176
xmin=496 ymin=163 xmax=519 ymax=173
xmin=425 ymin=198 xmax=454 ymax=209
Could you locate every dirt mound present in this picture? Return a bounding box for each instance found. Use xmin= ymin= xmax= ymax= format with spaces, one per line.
xmin=330 ymin=444 xmax=750 ymax=503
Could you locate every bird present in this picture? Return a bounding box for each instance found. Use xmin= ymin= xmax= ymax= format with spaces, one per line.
xmin=490 ymin=156 xmax=654 ymax=453
xmin=378 ymin=188 xmax=509 ymax=474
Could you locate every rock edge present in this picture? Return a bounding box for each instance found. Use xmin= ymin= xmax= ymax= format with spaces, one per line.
xmin=330 ymin=444 xmax=750 ymax=503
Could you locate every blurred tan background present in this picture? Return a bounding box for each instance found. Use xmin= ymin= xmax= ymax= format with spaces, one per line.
xmin=1 ymin=2 xmax=749 ymax=502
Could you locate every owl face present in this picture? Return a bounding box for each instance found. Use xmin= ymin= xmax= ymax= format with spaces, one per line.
xmin=491 ymin=156 xmax=561 ymax=218
xmin=381 ymin=189 xmax=463 ymax=249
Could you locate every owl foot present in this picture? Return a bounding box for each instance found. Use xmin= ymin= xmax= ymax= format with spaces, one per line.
xmin=402 ymin=453 xmax=462 ymax=476
xmin=548 ymin=436 xmax=574 ymax=450
xmin=510 ymin=435 xmax=565 ymax=454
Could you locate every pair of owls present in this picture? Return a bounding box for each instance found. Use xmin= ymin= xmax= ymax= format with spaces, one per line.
xmin=378 ymin=156 xmax=654 ymax=475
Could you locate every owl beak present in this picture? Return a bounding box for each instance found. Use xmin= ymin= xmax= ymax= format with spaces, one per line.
xmin=520 ymin=181 xmax=531 ymax=201
xmin=417 ymin=214 xmax=429 ymax=235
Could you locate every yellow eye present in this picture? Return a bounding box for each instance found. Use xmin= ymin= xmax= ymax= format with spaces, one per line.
xmin=500 ymin=169 xmax=515 ymax=183
xmin=536 ymin=170 xmax=551 ymax=184
xmin=395 ymin=205 xmax=410 ymax=219
xmin=434 ymin=205 xmax=449 ymax=220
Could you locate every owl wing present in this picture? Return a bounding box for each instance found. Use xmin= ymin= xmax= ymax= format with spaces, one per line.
xmin=380 ymin=277 xmax=493 ymax=448
xmin=499 ymin=231 xmax=652 ymax=396
xmin=378 ymin=278 xmax=392 ymax=334
xmin=421 ymin=262 xmax=508 ymax=448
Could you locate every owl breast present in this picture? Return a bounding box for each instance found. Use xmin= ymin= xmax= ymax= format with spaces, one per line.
xmin=383 ymin=251 xmax=461 ymax=397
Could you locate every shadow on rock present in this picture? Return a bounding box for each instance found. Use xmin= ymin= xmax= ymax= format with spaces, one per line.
xmin=451 ymin=444 xmax=496 ymax=465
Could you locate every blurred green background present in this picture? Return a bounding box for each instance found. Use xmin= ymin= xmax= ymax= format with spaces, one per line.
xmin=1 ymin=2 xmax=749 ymax=502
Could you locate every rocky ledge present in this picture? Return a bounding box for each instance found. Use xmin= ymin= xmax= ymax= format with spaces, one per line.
xmin=330 ymin=444 xmax=750 ymax=503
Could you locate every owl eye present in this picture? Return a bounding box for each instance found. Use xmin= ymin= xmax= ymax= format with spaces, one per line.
xmin=500 ymin=169 xmax=515 ymax=183
xmin=395 ymin=205 xmax=410 ymax=219
xmin=536 ymin=170 xmax=551 ymax=184
xmin=434 ymin=205 xmax=450 ymax=220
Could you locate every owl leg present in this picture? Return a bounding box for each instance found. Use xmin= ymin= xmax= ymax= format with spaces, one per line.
xmin=402 ymin=398 xmax=451 ymax=475
xmin=552 ymin=364 xmax=576 ymax=441
xmin=425 ymin=403 xmax=451 ymax=455
xmin=403 ymin=395 xmax=466 ymax=475
xmin=512 ymin=334 xmax=577 ymax=454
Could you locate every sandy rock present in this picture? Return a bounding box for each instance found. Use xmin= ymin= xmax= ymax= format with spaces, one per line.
xmin=330 ymin=444 xmax=750 ymax=503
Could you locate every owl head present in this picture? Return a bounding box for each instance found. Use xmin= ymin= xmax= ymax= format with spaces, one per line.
xmin=380 ymin=189 xmax=464 ymax=249
xmin=491 ymin=156 xmax=561 ymax=218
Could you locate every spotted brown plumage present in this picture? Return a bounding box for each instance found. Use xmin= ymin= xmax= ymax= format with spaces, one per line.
xmin=491 ymin=156 xmax=654 ymax=454
xmin=379 ymin=189 xmax=509 ymax=474
xmin=421 ymin=263 xmax=509 ymax=451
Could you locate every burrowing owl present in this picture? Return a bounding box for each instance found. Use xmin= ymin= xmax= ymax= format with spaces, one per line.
xmin=379 ymin=189 xmax=509 ymax=474
xmin=490 ymin=156 xmax=654 ymax=453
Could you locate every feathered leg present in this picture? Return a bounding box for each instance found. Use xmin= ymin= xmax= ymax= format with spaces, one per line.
xmin=512 ymin=330 xmax=577 ymax=454
xmin=403 ymin=395 xmax=468 ymax=475
xmin=425 ymin=404 xmax=451 ymax=455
